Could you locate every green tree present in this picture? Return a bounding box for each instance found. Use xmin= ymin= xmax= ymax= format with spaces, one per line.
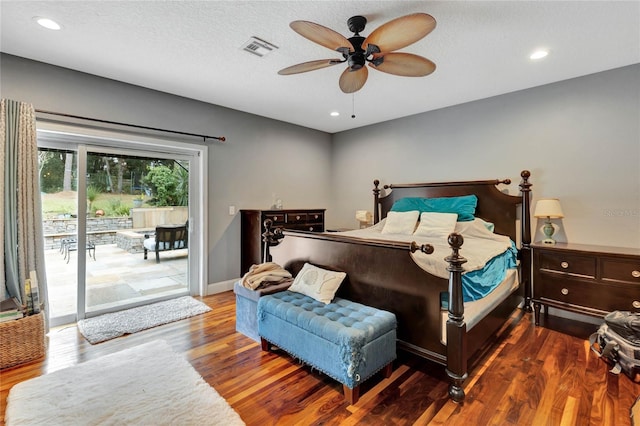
xmin=174 ymin=162 xmax=189 ymax=206
xmin=38 ymin=150 xmax=66 ymax=193
xmin=142 ymin=163 xmax=189 ymax=206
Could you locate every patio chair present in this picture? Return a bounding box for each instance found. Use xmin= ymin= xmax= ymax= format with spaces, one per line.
xmin=62 ymin=238 xmax=96 ymax=264
xmin=143 ymin=223 xmax=188 ymax=263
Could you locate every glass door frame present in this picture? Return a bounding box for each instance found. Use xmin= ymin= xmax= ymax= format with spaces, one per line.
xmin=37 ymin=121 xmax=208 ymax=323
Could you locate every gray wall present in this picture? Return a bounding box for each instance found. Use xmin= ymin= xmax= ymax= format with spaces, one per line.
xmin=2 ymin=52 xmax=638 ymax=291
xmin=331 ymin=64 xmax=640 ymax=249
xmin=0 ymin=53 xmax=333 ymax=283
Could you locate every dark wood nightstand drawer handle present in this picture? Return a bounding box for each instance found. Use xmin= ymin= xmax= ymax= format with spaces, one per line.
xmin=561 ymin=288 xmax=569 ymax=295
xmin=561 ymin=261 xmax=569 ymax=269
xmin=632 ymin=270 xmax=640 ymax=278
xmin=308 ymin=226 xmax=314 ymax=231
xmin=633 ymin=301 xmax=640 ymax=309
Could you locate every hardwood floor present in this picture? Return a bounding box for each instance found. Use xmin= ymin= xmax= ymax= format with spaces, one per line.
xmin=1 ymin=292 xmax=638 ymax=425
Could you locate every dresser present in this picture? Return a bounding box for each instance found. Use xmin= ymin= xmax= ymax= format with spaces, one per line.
xmin=532 ymin=242 xmax=640 ymax=325
xmin=240 ymin=209 xmax=325 ymax=275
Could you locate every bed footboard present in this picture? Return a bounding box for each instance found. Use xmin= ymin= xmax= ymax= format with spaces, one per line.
xmin=266 ymin=226 xmax=448 ymax=361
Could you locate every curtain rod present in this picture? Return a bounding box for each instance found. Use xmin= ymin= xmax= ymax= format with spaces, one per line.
xmin=35 ymin=109 xmax=226 ymax=142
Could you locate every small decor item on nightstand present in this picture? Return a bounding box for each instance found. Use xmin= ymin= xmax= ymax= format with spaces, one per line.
xmin=355 ymin=210 xmax=372 ymax=229
xmin=534 ymin=198 xmax=564 ymax=244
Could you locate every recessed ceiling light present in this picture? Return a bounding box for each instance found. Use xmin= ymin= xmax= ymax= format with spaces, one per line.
xmin=530 ymin=49 xmax=549 ymax=60
xmin=330 ymin=111 xmax=340 ymax=117
xmin=35 ymin=17 xmax=62 ymax=30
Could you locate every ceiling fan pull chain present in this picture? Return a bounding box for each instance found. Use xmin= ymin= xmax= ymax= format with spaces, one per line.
xmin=352 ymin=94 xmax=356 ymax=119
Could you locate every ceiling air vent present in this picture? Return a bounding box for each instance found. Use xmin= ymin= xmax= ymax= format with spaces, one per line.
xmin=241 ymin=36 xmax=279 ymax=57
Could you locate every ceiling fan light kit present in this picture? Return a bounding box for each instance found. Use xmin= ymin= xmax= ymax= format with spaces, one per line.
xmin=279 ymin=13 xmax=437 ymax=93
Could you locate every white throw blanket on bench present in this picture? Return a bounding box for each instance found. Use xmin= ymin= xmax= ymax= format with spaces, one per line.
xmin=241 ymin=262 xmax=292 ymax=290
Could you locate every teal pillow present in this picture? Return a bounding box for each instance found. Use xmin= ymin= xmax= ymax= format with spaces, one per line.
xmin=390 ymin=195 xmax=478 ymax=222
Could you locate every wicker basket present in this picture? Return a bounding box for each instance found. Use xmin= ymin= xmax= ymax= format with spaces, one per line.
xmin=0 ymin=312 xmax=46 ymax=369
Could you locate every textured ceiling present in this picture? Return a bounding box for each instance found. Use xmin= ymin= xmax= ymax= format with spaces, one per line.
xmin=1 ymin=1 xmax=639 ymax=133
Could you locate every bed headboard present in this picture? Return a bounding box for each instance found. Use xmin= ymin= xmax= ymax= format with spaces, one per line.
xmin=373 ymin=170 xmax=532 ymax=244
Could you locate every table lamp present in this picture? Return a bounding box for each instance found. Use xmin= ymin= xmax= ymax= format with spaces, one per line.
xmin=534 ymin=198 xmax=564 ymax=244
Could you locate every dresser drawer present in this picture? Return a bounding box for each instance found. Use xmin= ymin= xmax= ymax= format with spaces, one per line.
xmin=287 ymin=223 xmax=324 ymax=232
xmin=306 ymin=211 xmax=324 ymax=224
xmin=538 ymin=251 xmax=596 ymax=278
xmin=536 ymin=277 xmax=639 ymax=313
xmin=286 ymin=212 xmax=308 ymax=224
xmin=264 ymin=213 xmax=286 ymax=225
xmin=601 ymin=258 xmax=640 ymax=285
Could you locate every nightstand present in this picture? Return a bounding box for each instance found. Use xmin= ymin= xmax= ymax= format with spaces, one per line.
xmin=532 ymin=242 xmax=640 ymax=325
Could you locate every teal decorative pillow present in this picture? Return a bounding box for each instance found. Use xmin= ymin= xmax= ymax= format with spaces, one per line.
xmin=390 ymin=195 xmax=478 ymax=222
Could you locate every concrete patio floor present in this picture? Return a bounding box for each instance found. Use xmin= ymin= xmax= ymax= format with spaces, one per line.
xmin=45 ymin=243 xmax=188 ymax=322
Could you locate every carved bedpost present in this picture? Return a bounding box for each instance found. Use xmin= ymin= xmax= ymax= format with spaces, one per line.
xmin=261 ymin=219 xmax=284 ymax=263
xmin=519 ymin=170 xmax=533 ymax=312
xmin=373 ymin=180 xmax=381 ymax=224
xmin=445 ymin=233 xmax=468 ymax=403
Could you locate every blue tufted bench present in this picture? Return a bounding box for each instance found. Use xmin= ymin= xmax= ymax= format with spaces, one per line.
xmin=233 ymin=280 xmax=292 ymax=342
xmin=257 ymin=291 xmax=397 ymax=404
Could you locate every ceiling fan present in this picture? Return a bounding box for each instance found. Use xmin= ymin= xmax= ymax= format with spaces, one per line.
xmin=278 ymin=13 xmax=437 ymax=93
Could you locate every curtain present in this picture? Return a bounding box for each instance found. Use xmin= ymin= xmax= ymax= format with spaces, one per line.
xmin=1 ymin=99 xmax=48 ymax=321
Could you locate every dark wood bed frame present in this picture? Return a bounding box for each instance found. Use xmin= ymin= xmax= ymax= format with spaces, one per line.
xmin=266 ymin=170 xmax=532 ymax=402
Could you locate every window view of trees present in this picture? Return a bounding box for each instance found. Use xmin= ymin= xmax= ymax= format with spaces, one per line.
xmin=141 ymin=162 xmax=189 ymax=207
xmin=39 ymin=149 xmax=189 ymax=218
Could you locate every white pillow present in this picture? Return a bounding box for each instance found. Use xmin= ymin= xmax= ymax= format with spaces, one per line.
xmin=413 ymin=212 xmax=458 ymax=238
xmin=288 ymin=263 xmax=346 ymax=304
xmin=381 ymin=210 xmax=420 ymax=235
xmin=454 ymin=217 xmax=497 ymax=237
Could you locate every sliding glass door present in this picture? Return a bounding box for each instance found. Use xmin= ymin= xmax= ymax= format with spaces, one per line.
xmin=38 ymin=126 xmax=206 ymax=326
xmin=39 ymin=148 xmax=79 ymax=324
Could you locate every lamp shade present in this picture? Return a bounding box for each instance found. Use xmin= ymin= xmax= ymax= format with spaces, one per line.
xmin=534 ymin=198 xmax=564 ymax=218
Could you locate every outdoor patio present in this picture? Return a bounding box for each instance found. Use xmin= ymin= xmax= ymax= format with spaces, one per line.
xmin=45 ymin=243 xmax=188 ymax=321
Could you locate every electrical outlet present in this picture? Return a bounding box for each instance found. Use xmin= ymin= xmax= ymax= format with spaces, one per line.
xmin=228 ymin=205 xmax=236 ymax=215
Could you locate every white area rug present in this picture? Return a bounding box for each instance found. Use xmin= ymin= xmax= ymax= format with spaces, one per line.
xmin=77 ymin=296 xmax=211 ymax=344
xmin=5 ymin=340 xmax=245 ymax=426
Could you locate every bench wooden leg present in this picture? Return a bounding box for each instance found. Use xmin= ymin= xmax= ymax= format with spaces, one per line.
xmin=344 ymin=384 xmax=360 ymax=405
xmin=381 ymin=361 xmax=393 ymax=378
xmin=260 ymin=337 xmax=270 ymax=352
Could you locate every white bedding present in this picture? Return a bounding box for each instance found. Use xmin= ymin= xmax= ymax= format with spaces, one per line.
xmin=336 ymin=218 xmax=513 ymax=279
xmin=332 ymin=218 xmax=521 ymax=344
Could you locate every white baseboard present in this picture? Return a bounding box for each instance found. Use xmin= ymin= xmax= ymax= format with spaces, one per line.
xmin=207 ymin=278 xmax=238 ymax=295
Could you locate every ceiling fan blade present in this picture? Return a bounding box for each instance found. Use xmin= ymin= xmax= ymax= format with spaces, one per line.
xmin=370 ymin=52 xmax=436 ymax=77
xmin=290 ymin=20 xmax=352 ymax=51
xmin=364 ymin=13 xmax=436 ymax=53
xmin=339 ymin=66 xmax=368 ymax=93
xmin=278 ymin=59 xmax=341 ymax=75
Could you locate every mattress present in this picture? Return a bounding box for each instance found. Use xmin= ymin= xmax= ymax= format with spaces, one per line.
xmin=440 ymin=268 xmax=519 ymax=345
